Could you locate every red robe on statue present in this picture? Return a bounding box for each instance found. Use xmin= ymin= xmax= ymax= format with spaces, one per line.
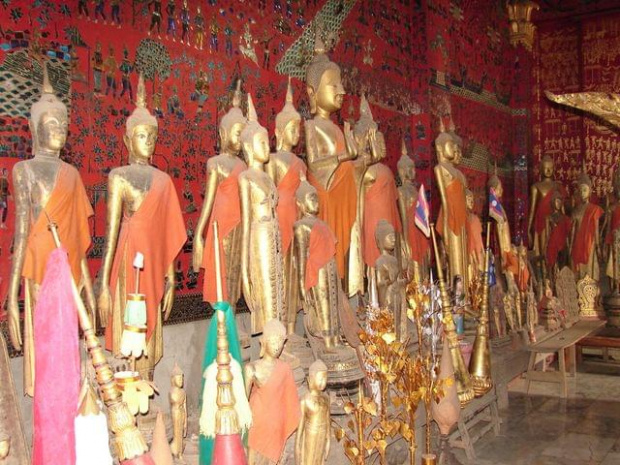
xmin=546 ymin=215 xmax=571 ymax=268
xmin=407 ymin=201 xmax=430 ymax=264
xmin=305 ymin=220 xmax=337 ymax=291
xmin=436 ymin=177 xmax=467 ymax=237
xmin=276 ymin=158 xmax=306 ymax=255
xmin=571 ymin=202 xmax=604 ymax=267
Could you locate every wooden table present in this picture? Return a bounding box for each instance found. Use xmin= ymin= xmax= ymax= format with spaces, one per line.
xmin=577 ymin=325 xmax=620 ymax=367
xmin=525 ymin=319 xmax=605 ymax=398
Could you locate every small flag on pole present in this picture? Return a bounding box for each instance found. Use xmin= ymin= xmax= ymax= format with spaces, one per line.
xmin=489 ymin=188 xmax=504 ymax=223
xmin=415 ymin=183 xmax=431 ymax=238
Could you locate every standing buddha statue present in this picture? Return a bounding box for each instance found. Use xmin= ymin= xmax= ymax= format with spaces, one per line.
xmin=239 ymin=94 xmax=285 ymax=335
xmin=193 ymin=81 xmax=247 ymax=307
xmin=397 ymin=141 xmax=429 ymax=283
xmin=465 ymin=189 xmax=484 ymax=285
xmin=434 ymin=120 xmax=469 ymax=290
xmin=305 ymin=34 xmax=358 ymax=290
xmin=266 ymin=78 xmax=307 ymax=334
xmin=97 ymin=75 xmax=186 ymax=380
xmin=8 ymin=64 xmax=95 ymax=396
xmin=545 ymin=190 xmax=571 ymax=281
xmin=570 ymin=171 xmax=603 ymax=281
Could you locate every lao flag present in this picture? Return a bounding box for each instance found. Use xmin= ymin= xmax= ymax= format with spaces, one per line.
xmin=489 ymin=188 xmax=504 ymax=223
xmin=415 ymin=184 xmax=431 ymax=238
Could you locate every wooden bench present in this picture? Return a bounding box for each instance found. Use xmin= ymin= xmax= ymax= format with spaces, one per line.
xmin=576 ymin=326 xmax=620 ymax=367
xmin=525 ymin=319 xmax=605 ymax=398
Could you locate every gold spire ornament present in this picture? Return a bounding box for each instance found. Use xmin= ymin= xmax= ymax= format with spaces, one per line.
xmin=468 ymin=223 xmax=493 ymax=397
xmin=545 ymin=91 xmax=620 ymax=129
xmin=507 ymin=1 xmax=539 ymax=51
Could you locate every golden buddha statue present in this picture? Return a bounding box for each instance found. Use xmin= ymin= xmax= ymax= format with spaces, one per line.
xmin=528 ymin=155 xmax=566 ymax=265
xmin=193 ymin=80 xmax=247 ymax=307
xmin=245 ymin=319 xmax=300 ymax=465
xmin=434 ymin=120 xmax=469 ymax=291
xmin=239 ymin=94 xmax=285 ymax=335
xmin=466 ymin=189 xmax=484 ymax=284
xmin=305 ymin=33 xmax=359 ymax=290
xmin=546 ymin=190 xmax=571 ymax=281
xmin=570 ymin=171 xmax=603 ymax=281
xmin=397 ymin=141 xmax=429 ymax=283
xmin=266 ymin=78 xmax=306 ymax=334
xmin=375 ymin=220 xmax=408 ymax=341
xmin=295 ymin=359 xmax=330 ymax=465
xmin=169 ymin=363 xmax=187 ymax=459
xmin=8 ymin=64 xmax=95 ymax=396
xmin=97 ymin=75 xmax=186 ymax=380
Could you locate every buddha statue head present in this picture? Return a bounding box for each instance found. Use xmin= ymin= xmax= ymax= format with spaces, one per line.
xmin=308 ymin=359 xmax=328 ymax=392
xmin=448 ymin=119 xmax=463 ymax=165
xmin=576 ymin=171 xmax=593 ymax=203
xmin=488 ymin=162 xmax=503 ymax=198
xmin=551 ymin=189 xmax=564 ymax=213
xmin=435 ymin=119 xmax=457 ymax=163
xmin=397 ymin=140 xmax=416 ymax=184
xmin=219 ymin=80 xmax=247 ymax=155
xmin=296 ymin=174 xmax=319 ymax=216
xmin=260 ymin=319 xmax=287 ymax=359
xmin=240 ymin=93 xmax=270 ymax=166
xmin=540 ymin=154 xmax=554 ymax=180
xmin=30 ymin=63 xmax=68 ymax=156
xmin=275 ymin=77 xmax=301 ymax=152
xmin=124 ymin=74 xmax=158 ymax=164
xmin=375 ymin=219 xmax=396 ymax=254
xmin=466 ymin=189 xmax=475 ymax=212
xmin=354 ymin=94 xmax=385 ymax=164
xmin=171 ymin=362 xmax=184 ymax=388
xmin=305 ymin=34 xmax=345 ymax=117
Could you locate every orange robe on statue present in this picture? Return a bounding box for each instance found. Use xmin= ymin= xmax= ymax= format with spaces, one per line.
xmin=546 ymin=215 xmax=571 ymax=268
xmin=201 ymin=161 xmax=244 ymax=303
xmin=407 ymin=202 xmax=430 ymax=264
xmin=571 ymin=202 xmax=604 ymax=267
xmin=305 ymin=221 xmax=337 ymax=291
xmin=277 ymin=158 xmax=306 ymax=255
xmin=248 ymin=359 xmax=300 ymax=463
xmin=466 ymin=213 xmax=484 ymax=266
xmin=436 ymin=177 xmax=467 ymax=237
xmin=23 ymin=163 xmax=93 ymax=285
xmin=363 ymin=164 xmax=402 ymax=268
xmin=106 ymin=170 xmax=186 ymax=349
xmin=308 ymin=161 xmax=357 ymax=278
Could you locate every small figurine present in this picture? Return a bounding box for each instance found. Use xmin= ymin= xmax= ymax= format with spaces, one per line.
xmin=92 ymin=42 xmax=104 ymax=94
xmin=119 ymin=47 xmax=133 ymax=101
xmin=169 ymin=363 xmax=187 ymax=459
xmin=295 ymin=360 xmax=330 ymax=465
xmin=103 ymin=46 xmax=118 ymax=98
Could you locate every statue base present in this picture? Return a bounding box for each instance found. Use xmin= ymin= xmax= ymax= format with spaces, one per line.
xmin=577 ymin=275 xmax=605 ymax=319
xmin=471 ymin=376 xmax=493 ymax=397
xmin=603 ymin=293 xmax=620 ymax=328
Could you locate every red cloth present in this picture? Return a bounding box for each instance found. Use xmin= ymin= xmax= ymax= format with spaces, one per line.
xmin=546 ymin=215 xmax=571 ymax=267
xmin=363 ymin=164 xmax=402 ymax=267
xmin=32 ymin=248 xmax=80 ymax=465
xmin=407 ymin=201 xmax=430 ymax=263
xmin=606 ymin=205 xmax=620 ymax=245
xmin=305 ymin=220 xmax=337 ymax=291
xmin=534 ymin=185 xmax=567 ymax=235
xmin=571 ymin=202 xmax=604 ymax=266
xmin=213 ymin=434 xmax=248 ymax=465
xmin=107 ymin=170 xmax=186 ymax=346
xmin=436 ymin=177 xmax=467 ymax=237
xmin=466 ymin=213 xmax=484 ymax=261
xmin=248 ymin=359 xmax=300 ymax=462
xmin=201 ymin=162 xmax=244 ymax=303
xmin=23 ymin=163 xmax=93 ymax=284
xmin=276 ymin=158 xmax=306 ymax=255
xmin=308 ymin=161 xmax=357 ymax=278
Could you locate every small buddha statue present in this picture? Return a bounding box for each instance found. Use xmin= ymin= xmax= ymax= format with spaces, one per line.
xmin=545 ymin=190 xmax=571 ymax=281
xmin=397 ymin=141 xmax=429 ymax=283
xmin=193 ymin=80 xmax=247 ymax=307
xmin=375 ymin=220 xmax=408 ymax=342
xmin=570 ymin=170 xmax=603 ymax=281
xmin=239 ymin=94 xmax=285 ymax=335
xmin=305 ymin=33 xmax=358 ymax=287
xmin=245 ymin=319 xmax=300 ymax=465
xmin=528 ymin=155 xmax=566 ymax=266
xmin=97 ymin=75 xmax=186 ymax=381
xmin=8 ymin=64 xmax=95 ymax=396
xmin=465 ymin=189 xmax=484 ymax=285
xmin=295 ymin=359 xmax=330 ymax=465
xmin=538 ymin=280 xmax=562 ymax=332
xmin=169 ymin=363 xmax=187 ymax=459
xmin=266 ymin=78 xmax=307 ymax=334
xmin=605 ymin=169 xmax=620 ymax=291
xmin=434 ymin=119 xmax=469 ymax=292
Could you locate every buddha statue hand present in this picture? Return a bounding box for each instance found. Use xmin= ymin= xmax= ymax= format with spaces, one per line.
xmin=163 ymin=276 xmax=174 ymax=321
xmin=97 ymin=285 xmax=112 ymax=327
xmin=192 ymin=236 xmax=204 ymax=273
xmin=343 ymin=121 xmax=358 ymax=160
xmin=7 ymin=295 xmax=22 ymax=351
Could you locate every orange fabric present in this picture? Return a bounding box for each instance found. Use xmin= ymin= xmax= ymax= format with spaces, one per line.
xmin=546 ymin=215 xmax=571 ymax=267
xmin=305 ymin=220 xmax=337 ymax=291
xmin=23 ymin=163 xmax=93 ymax=285
xmin=363 ymin=164 xmax=402 ymax=267
xmin=248 ymin=359 xmax=300 ymax=462
xmin=407 ymin=202 xmax=430 ymax=263
xmin=201 ymin=162 xmax=244 ymax=303
xmin=606 ymin=205 xmax=620 ymax=245
xmin=517 ymin=259 xmax=530 ymax=292
xmin=436 ymin=177 xmax=467 ymax=237
xmin=534 ymin=185 xmax=567 ymax=234
xmin=276 ymin=158 xmax=306 ymax=255
xmin=503 ymin=250 xmax=519 ymax=275
xmin=572 ymin=202 xmax=604 ymax=267
xmin=466 ymin=213 xmax=484 ymax=261
xmin=106 ymin=170 xmax=186 ymax=346
xmin=308 ymin=161 xmax=357 ymax=277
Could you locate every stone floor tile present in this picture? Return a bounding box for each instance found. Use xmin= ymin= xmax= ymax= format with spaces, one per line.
xmin=540 ymin=432 xmax=615 ymax=462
